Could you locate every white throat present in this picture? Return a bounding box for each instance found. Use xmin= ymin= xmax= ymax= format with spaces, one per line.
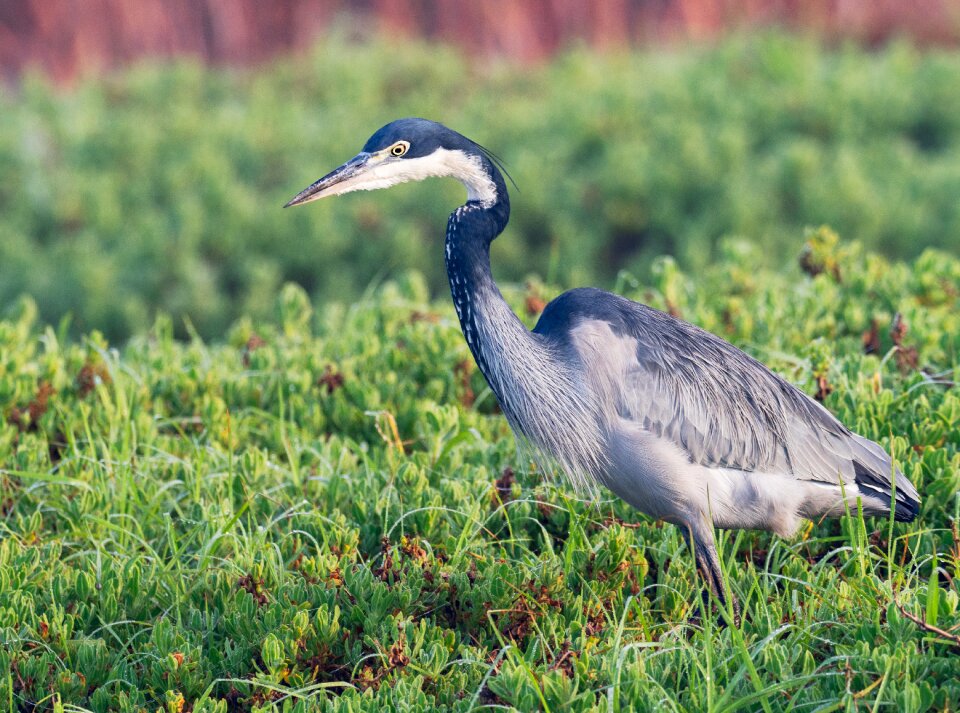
xmin=415 ymin=148 xmax=498 ymax=205
xmin=333 ymin=148 xmax=498 ymax=206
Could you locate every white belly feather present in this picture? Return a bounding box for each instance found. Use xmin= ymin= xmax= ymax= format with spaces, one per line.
xmin=602 ymin=417 xmax=877 ymax=537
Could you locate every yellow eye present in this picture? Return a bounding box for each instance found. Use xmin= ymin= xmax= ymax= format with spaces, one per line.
xmin=390 ymin=141 xmax=409 ymax=157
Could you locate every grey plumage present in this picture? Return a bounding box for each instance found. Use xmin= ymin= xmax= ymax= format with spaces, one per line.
xmin=536 ymin=288 xmax=918 ymax=520
xmin=286 ymin=118 xmax=921 ymax=625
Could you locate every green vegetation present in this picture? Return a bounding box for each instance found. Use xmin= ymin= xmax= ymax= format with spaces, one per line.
xmin=2 ymin=28 xmax=959 ymax=712
xmin=1 ymin=232 xmax=958 ymax=711
xmin=3 ymin=34 xmax=960 ymax=339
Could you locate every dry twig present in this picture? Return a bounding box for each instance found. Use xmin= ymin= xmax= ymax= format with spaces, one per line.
xmin=892 ymin=593 xmax=960 ymax=652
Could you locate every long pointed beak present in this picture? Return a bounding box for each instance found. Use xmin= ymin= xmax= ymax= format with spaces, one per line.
xmin=284 ymin=152 xmax=372 ymax=208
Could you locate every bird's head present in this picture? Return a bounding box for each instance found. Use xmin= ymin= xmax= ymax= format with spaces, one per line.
xmin=284 ymin=118 xmax=508 ymax=209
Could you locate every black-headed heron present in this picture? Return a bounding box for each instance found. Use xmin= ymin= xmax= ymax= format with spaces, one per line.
xmin=286 ymin=118 xmax=920 ymax=624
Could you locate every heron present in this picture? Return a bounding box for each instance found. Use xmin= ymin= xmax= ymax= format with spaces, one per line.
xmin=285 ymin=118 xmax=920 ymax=623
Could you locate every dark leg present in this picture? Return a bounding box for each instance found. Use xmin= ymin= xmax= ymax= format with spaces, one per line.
xmin=682 ymin=524 xmax=742 ymax=627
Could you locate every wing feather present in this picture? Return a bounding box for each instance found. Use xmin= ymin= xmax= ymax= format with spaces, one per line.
xmin=620 ymin=306 xmax=857 ymax=482
xmin=535 ymin=288 xmax=917 ymax=513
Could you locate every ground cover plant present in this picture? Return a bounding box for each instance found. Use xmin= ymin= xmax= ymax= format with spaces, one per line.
xmin=1 ymin=230 xmax=958 ymax=711
xmin=3 ymin=34 xmax=960 ymax=339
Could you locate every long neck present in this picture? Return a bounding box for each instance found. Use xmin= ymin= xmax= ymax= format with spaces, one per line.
xmin=443 ymin=192 xmax=606 ymax=489
xmin=444 ymin=199 xmax=523 ymax=407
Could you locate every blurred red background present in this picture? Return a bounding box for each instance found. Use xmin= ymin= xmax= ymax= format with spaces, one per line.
xmin=3 ymin=0 xmax=960 ymax=84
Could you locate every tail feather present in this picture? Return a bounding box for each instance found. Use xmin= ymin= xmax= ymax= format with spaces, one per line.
xmin=851 ymin=433 xmax=920 ymax=523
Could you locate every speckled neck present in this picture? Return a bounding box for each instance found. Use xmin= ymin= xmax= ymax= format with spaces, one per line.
xmin=444 ymin=201 xmax=518 ymax=405
xmin=442 ymin=199 xmax=607 ymax=488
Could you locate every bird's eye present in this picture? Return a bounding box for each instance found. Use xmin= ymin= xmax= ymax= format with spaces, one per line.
xmin=390 ymin=141 xmax=409 ymax=157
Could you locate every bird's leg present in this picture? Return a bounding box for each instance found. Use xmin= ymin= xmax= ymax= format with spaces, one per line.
xmin=695 ymin=539 xmax=742 ymax=627
xmin=683 ymin=525 xmax=742 ymax=627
